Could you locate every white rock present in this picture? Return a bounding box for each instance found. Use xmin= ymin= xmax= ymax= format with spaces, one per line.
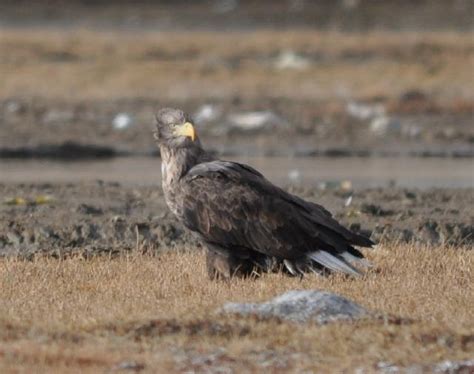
xmin=370 ymin=116 xmax=400 ymax=136
xmin=226 ymin=111 xmax=289 ymax=133
xmin=193 ymin=104 xmax=222 ymax=125
xmin=112 ymin=113 xmax=133 ymax=130
xmin=370 ymin=116 xmax=390 ymax=135
xmin=288 ymin=169 xmax=302 ymax=183
xmin=274 ymin=50 xmax=311 ymax=70
xmin=347 ymin=101 xmax=385 ymax=120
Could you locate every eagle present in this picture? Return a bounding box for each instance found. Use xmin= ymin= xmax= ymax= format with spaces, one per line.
xmin=155 ymin=108 xmax=374 ymax=279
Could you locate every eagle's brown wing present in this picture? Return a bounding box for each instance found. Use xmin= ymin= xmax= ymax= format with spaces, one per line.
xmin=180 ymin=160 xmax=373 ymax=275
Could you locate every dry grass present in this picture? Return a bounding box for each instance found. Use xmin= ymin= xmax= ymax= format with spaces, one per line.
xmin=0 ymin=244 xmax=473 ymax=373
xmin=1 ymin=30 xmax=473 ymax=101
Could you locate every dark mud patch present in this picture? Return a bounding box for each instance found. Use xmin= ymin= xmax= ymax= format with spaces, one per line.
xmin=0 ymin=142 xmax=120 ymax=160
xmin=0 ymin=182 xmax=194 ymax=257
xmin=0 ymin=183 xmax=472 ymax=256
xmin=1 ymin=0 xmax=473 ymax=32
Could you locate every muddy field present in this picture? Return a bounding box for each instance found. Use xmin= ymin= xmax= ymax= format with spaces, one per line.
xmin=1 ymin=2 xmax=473 ymax=159
xmin=2 ymin=0 xmax=473 ymax=31
xmin=1 ymin=182 xmax=472 ymax=257
xmin=2 ymin=95 xmax=474 ymax=159
xmin=1 ymin=29 xmax=473 ymax=159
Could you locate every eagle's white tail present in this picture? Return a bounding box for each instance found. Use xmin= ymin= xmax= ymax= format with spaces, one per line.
xmin=340 ymin=252 xmax=372 ymax=268
xmin=308 ymin=251 xmax=362 ymax=276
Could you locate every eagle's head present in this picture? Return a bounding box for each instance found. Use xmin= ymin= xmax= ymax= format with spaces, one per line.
xmin=154 ymin=108 xmax=198 ymax=148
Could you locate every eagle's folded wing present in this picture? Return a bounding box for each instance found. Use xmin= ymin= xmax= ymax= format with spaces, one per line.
xmin=180 ymin=161 xmax=372 ymax=275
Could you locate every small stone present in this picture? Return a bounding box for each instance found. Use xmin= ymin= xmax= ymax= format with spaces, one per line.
xmin=42 ymin=110 xmax=75 ymax=125
xmin=274 ymin=50 xmax=311 ymax=70
xmin=112 ymin=113 xmax=133 ymax=130
xmin=193 ymin=104 xmax=222 ymax=125
xmin=6 ymin=231 xmax=22 ymax=246
xmin=112 ymin=360 xmax=145 ymax=372
xmin=347 ymin=101 xmax=385 ymax=120
xmin=223 ymin=111 xmax=289 ymax=134
xmin=288 ymin=169 xmax=302 ymax=183
xmin=5 ymin=100 xmax=23 ymax=114
xmin=370 ymin=116 xmax=400 ymax=136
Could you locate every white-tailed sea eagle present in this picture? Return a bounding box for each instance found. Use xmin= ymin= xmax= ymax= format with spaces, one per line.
xmin=155 ymin=108 xmax=374 ymax=279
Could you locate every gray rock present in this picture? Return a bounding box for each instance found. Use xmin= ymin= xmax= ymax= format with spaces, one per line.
xmin=220 ymin=290 xmax=370 ymax=324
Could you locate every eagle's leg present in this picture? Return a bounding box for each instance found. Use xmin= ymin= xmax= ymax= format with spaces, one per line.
xmin=205 ymin=249 xmax=261 ymax=280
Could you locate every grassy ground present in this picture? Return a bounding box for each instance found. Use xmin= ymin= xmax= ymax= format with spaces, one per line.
xmin=0 ymin=244 xmax=472 ymax=373
xmin=1 ymin=30 xmax=473 ymax=101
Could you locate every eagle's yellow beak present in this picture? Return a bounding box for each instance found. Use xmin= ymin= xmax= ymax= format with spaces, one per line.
xmin=175 ymin=122 xmax=196 ymax=141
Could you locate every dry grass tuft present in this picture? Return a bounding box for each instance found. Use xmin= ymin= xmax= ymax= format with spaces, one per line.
xmin=0 ymin=244 xmax=473 ymax=372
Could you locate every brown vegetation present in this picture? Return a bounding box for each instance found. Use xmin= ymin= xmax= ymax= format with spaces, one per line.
xmin=0 ymin=243 xmax=473 ymax=372
xmin=1 ymin=30 xmax=473 ymax=101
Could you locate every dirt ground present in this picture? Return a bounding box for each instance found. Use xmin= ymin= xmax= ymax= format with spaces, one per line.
xmin=1 ymin=182 xmax=472 ymax=256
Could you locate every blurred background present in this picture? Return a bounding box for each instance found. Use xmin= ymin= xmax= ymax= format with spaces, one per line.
xmin=1 ymin=0 xmax=473 ymax=188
